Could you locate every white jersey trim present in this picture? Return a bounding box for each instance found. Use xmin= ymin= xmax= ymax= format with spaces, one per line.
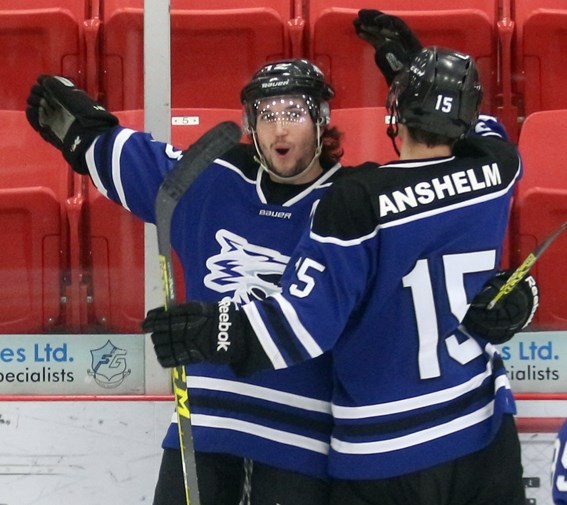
xmin=331 ymin=401 xmax=494 ymax=455
xmin=309 ymin=160 xmax=521 ymax=247
xmin=186 ymin=375 xmax=332 ymax=413
xmin=332 ymin=360 xmax=494 ymax=419
xmin=243 ymin=302 xmax=287 ymax=369
xmin=112 ymin=128 xmax=136 ymax=211
xmin=215 ymin=158 xmax=256 ymax=184
xmin=272 ymin=293 xmax=324 ymax=358
xmin=192 ymin=413 xmax=330 ymax=455
xmin=87 ymin=128 xmax=136 ymax=211
xmin=86 ymin=136 xmax=107 ymax=197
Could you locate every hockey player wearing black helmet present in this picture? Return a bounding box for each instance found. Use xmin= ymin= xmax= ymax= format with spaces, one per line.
xmin=240 ymin=59 xmax=339 ymax=183
xmin=386 ymin=46 xmax=483 ymax=151
xmin=28 ymin=11 xmax=533 ymax=504
xmin=142 ymin=43 xmax=530 ymax=505
xmin=26 ymin=57 xmax=345 ymax=505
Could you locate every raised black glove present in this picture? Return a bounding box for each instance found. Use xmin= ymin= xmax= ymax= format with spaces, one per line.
xmin=353 ymin=9 xmax=423 ymax=85
xmin=143 ymin=299 xmax=248 ymax=368
xmin=463 ymin=271 xmax=539 ymax=345
xmin=26 ymin=75 xmax=118 ymax=173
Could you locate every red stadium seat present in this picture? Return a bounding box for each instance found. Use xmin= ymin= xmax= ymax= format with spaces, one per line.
xmin=0 ymin=110 xmax=70 ymax=332
xmin=512 ymin=110 xmax=567 ymax=330
xmin=0 ymin=190 xmax=63 ymax=333
xmin=331 ymin=107 xmax=397 ymax=166
xmin=101 ymin=0 xmax=300 ymax=111
xmin=512 ymin=0 xmax=567 ymax=118
xmin=0 ymin=1 xmax=90 ymax=110
xmin=307 ymin=0 xmax=499 ymax=114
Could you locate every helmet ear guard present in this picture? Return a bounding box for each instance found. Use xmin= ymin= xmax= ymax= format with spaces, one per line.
xmin=241 ymin=109 xmax=252 ymax=134
xmin=318 ymin=101 xmax=331 ymax=126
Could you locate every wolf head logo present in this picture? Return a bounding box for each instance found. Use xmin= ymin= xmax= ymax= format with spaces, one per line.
xmin=205 ymin=230 xmax=290 ymax=304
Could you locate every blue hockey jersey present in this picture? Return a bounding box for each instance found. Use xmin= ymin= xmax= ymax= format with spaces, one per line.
xmin=241 ymin=133 xmax=523 ymax=479
xmin=553 ymin=420 xmax=567 ymax=505
xmin=84 ymin=127 xmax=342 ymax=479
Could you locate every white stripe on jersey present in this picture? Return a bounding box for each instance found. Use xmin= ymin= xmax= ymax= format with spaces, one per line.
xmin=86 ymin=128 xmax=136 ymax=210
xmin=309 ymin=158 xmax=522 ymax=247
xmin=331 ymin=360 xmax=495 ymax=419
xmin=191 ymin=413 xmax=330 ymax=455
xmin=243 ymin=302 xmax=287 ymax=369
xmin=86 ymin=136 xmax=107 ymax=198
xmin=272 ymin=293 xmax=324 ymax=357
xmin=331 ymin=401 xmax=494 ymax=455
xmin=186 ymin=375 xmax=332 ymax=413
xmin=111 ymin=128 xmax=136 ymax=210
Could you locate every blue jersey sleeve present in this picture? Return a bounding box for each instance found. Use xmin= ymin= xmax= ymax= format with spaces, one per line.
xmin=85 ymin=127 xmax=183 ymax=223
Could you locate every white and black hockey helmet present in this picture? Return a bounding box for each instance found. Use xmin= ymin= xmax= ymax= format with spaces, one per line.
xmin=240 ymin=59 xmax=334 ymax=132
xmin=387 ymin=47 xmax=483 ymax=139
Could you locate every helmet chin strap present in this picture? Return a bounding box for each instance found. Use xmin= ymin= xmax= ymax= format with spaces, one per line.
xmin=252 ymin=123 xmax=323 ymax=184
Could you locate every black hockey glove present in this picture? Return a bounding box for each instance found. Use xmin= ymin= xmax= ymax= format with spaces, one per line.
xmin=26 ymin=75 xmax=118 ymax=173
xmin=463 ymin=271 xmax=539 ymax=345
xmin=143 ymin=299 xmax=248 ymax=368
xmin=353 ymin=9 xmax=423 ymax=85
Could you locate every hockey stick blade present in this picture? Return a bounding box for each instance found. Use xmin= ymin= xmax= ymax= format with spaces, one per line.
xmin=487 ymin=219 xmax=567 ymax=309
xmin=156 ymin=120 xmax=241 ymax=306
xmin=154 ymin=120 xmax=241 ymax=505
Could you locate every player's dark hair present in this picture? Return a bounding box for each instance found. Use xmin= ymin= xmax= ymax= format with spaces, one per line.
xmin=320 ymin=126 xmax=344 ymax=164
xmin=405 ymin=126 xmax=454 ymax=148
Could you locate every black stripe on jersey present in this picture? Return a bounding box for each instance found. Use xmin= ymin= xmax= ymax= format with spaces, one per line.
xmin=262 ymin=299 xmax=306 ymax=363
xmin=189 ymin=393 xmax=332 ymax=437
xmin=333 ymin=381 xmax=494 ymax=439
xmin=491 ymin=354 xmax=506 ymax=375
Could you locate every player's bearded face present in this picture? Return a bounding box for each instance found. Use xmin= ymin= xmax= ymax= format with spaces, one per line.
xmin=255 ymin=96 xmax=319 ymax=181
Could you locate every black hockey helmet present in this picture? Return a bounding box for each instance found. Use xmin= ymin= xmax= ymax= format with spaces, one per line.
xmin=241 ymin=59 xmax=334 ymax=131
xmin=387 ymin=47 xmax=483 ymax=139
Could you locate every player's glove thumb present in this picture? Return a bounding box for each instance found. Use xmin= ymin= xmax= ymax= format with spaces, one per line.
xmin=26 ymin=75 xmax=118 ymax=173
xmin=463 ymin=271 xmax=539 ymax=345
xmin=142 ymin=299 xmax=248 ymax=368
xmin=353 ymin=9 xmax=423 ymax=85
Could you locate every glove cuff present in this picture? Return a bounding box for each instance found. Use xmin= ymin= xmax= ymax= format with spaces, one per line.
xmin=62 ymin=122 xmax=115 ymax=174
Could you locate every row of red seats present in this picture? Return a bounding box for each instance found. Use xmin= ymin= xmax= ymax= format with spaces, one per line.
xmin=0 ymin=106 xmax=393 ymax=335
xmin=0 ymin=0 xmax=566 ymax=139
xmin=1 ymin=105 xmax=565 ymax=334
xmin=0 ymin=108 xmax=567 ymax=333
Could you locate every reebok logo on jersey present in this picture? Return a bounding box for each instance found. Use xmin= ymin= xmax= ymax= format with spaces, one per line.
xmin=217 ymin=298 xmax=233 ymax=352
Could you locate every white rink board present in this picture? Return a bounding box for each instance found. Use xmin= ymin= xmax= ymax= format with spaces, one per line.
xmin=0 ymin=399 xmax=173 ymax=505
xmin=0 ymin=398 xmax=563 ymax=505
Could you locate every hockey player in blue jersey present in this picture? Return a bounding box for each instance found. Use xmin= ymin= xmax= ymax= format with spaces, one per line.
xmin=27 ymin=10 xmax=535 ymax=504
xmin=143 ymin=46 xmax=532 ymax=504
xmin=553 ymin=420 xmax=567 ymax=504
xmin=26 ymin=59 xmax=344 ymax=504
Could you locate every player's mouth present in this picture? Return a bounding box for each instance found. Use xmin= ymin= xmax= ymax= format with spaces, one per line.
xmin=275 ymin=147 xmax=290 ymax=156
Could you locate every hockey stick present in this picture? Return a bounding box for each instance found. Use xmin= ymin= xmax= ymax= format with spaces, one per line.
xmin=487 ymin=219 xmax=567 ymax=310
xmin=154 ymin=120 xmax=242 ymax=505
